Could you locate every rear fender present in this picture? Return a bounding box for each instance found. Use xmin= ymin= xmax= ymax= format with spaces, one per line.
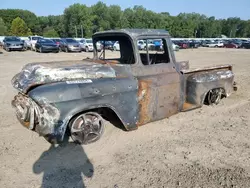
xmin=182 ymin=67 xmax=234 ymax=110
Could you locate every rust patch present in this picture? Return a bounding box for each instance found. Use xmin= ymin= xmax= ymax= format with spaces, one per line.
xmin=182 ymin=102 xmax=197 ymax=111
xmin=137 ymin=80 xmax=152 ymax=126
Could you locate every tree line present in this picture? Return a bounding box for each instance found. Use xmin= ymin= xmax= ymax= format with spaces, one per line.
xmin=0 ymin=1 xmax=250 ymax=38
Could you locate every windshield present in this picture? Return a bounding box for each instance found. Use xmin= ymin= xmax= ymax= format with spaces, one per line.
xmin=5 ymin=37 xmax=21 ymax=42
xmin=53 ymin=39 xmax=62 ymax=42
xmin=86 ymin=39 xmax=93 ymax=43
xmin=39 ymin=39 xmax=54 ymax=43
xmin=66 ymin=38 xmax=76 ymax=43
xmin=32 ymin=37 xmax=42 ymax=41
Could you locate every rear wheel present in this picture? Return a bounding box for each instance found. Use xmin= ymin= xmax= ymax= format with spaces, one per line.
xmin=205 ymin=88 xmax=223 ymax=105
xmin=69 ymin=112 xmax=104 ymax=145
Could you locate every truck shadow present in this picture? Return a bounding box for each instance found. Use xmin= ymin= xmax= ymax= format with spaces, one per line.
xmin=33 ymin=136 xmax=94 ymax=188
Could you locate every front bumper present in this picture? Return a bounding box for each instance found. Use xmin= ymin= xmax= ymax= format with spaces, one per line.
xmin=11 ymin=94 xmax=37 ymax=130
xmin=11 ymin=93 xmax=61 ymax=137
xmin=42 ymin=46 xmax=59 ymax=52
xmin=8 ymin=45 xmax=24 ymax=50
xmin=68 ymin=46 xmax=81 ymax=52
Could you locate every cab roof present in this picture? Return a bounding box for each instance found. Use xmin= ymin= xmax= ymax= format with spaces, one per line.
xmin=93 ymin=29 xmax=170 ymax=39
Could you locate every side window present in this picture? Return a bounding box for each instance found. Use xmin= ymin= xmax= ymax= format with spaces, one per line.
xmin=95 ymin=36 xmax=135 ymax=64
xmin=137 ymin=38 xmax=170 ymax=65
xmin=97 ymin=40 xmax=121 ymax=59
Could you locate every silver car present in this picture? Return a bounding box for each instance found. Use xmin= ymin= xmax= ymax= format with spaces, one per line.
xmin=3 ymin=36 xmax=25 ymax=52
xmin=61 ymin=38 xmax=81 ymax=52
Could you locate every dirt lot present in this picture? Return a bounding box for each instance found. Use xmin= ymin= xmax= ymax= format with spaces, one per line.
xmin=0 ymin=48 xmax=250 ymax=188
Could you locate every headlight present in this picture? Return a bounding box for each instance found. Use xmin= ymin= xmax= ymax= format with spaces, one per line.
xmin=6 ymin=43 xmax=11 ymax=46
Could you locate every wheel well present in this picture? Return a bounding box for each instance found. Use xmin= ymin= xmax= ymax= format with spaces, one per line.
xmin=203 ymin=87 xmax=226 ymax=105
xmin=66 ymin=107 xmax=127 ymax=134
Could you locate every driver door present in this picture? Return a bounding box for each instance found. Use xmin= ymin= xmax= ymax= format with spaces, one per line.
xmin=132 ymin=38 xmax=181 ymax=126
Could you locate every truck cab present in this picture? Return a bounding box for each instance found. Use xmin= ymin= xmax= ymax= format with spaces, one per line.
xmin=11 ymin=29 xmax=236 ymax=145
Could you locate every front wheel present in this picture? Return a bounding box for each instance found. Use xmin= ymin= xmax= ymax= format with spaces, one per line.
xmin=69 ymin=112 xmax=104 ymax=145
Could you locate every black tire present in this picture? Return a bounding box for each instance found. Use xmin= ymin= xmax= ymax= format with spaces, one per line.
xmin=205 ymin=88 xmax=223 ymax=105
xmin=69 ymin=112 xmax=105 ymax=145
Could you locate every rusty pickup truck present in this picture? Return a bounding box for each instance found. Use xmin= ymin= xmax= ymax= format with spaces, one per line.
xmin=11 ymin=29 xmax=237 ymax=145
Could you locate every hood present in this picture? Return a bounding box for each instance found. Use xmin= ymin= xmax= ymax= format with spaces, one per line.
xmin=67 ymin=42 xmax=79 ymax=45
xmin=11 ymin=59 xmax=127 ymax=93
xmin=40 ymin=43 xmax=57 ymax=47
xmin=6 ymin=41 xmax=23 ymax=45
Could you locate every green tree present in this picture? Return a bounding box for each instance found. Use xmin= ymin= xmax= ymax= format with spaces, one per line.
xmin=0 ymin=17 xmax=7 ymax=35
xmin=43 ymin=27 xmax=59 ymax=37
xmin=0 ymin=9 xmax=38 ymax=34
xmin=91 ymin=2 xmax=111 ymax=32
xmin=63 ymin=3 xmax=93 ymax=37
xmin=11 ymin=17 xmax=32 ymax=36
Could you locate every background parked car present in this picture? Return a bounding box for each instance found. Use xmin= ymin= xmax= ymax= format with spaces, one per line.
xmin=240 ymin=42 xmax=250 ymax=49
xmin=206 ymin=41 xmax=224 ymax=48
xmin=35 ymin=38 xmax=59 ymax=53
xmin=224 ymin=41 xmax=239 ymax=48
xmin=113 ymin=41 xmax=120 ymax=51
xmin=60 ymin=38 xmax=81 ymax=52
xmin=28 ymin=36 xmax=43 ymax=51
xmin=80 ymin=38 xmax=93 ymax=52
xmin=172 ymin=43 xmax=180 ymax=51
xmin=79 ymin=38 xmax=102 ymax=52
xmin=51 ymin=38 xmax=64 ymax=51
xmin=23 ymin=40 xmax=31 ymax=50
xmin=174 ymin=41 xmax=188 ymax=49
xmin=137 ymin=40 xmax=146 ymax=50
xmin=100 ymin=41 xmax=114 ymax=50
xmin=3 ymin=36 xmax=25 ymax=52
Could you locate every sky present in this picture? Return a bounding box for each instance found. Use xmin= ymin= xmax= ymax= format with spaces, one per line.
xmin=1 ymin=0 xmax=250 ymax=20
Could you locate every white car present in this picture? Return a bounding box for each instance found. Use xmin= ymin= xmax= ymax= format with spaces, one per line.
xmin=207 ymin=42 xmax=224 ymax=48
xmin=28 ymin=36 xmax=43 ymax=51
xmin=137 ymin=40 xmax=146 ymax=50
xmin=172 ymin=43 xmax=180 ymax=51
xmin=79 ymin=38 xmax=102 ymax=52
xmin=113 ymin=41 xmax=120 ymax=51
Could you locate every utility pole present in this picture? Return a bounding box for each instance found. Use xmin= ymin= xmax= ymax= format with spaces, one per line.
xmin=81 ymin=25 xmax=83 ymax=38
xmin=75 ymin=26 xmax=77 ymax=38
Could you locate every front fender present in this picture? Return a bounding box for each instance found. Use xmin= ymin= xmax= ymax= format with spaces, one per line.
xmin=28 ymin=77 xmax=139 ymax=142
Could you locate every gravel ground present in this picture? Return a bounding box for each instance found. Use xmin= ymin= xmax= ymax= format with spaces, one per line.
xmin=0 ymin=48 xmax=249 ymax=188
